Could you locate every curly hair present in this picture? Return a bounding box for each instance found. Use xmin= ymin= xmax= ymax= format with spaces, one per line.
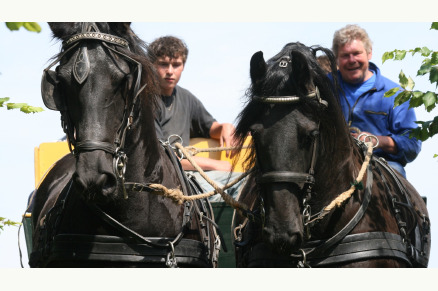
xmin=332 ymin=24 xmax=373 ymax=58
xmin=148 ymin=36 xmax=189 ymax=64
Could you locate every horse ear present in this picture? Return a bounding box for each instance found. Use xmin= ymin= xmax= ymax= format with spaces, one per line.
xmin=291 ymin=52 xmax=314 ymax=92
xmin=250 ymin=51 xmax=267 ymax=83
xmin=41 ymin=70 xmax=64 ymax=111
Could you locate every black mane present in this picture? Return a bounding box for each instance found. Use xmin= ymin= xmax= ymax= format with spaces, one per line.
xmin=234 ymin=42 xmax=350 ymax=171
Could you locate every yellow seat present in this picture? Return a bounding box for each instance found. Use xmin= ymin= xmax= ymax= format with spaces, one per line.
xmin=188 ymin=137 xmax=251 ymax=173
xmin=34 ymin=141 xmax=70 ymax=188
xmin=34 ymin=137 xmax=252 ymax=188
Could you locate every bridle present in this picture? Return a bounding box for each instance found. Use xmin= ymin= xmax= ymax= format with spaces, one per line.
xmin=252 ymin=86 xmax=327 ymax=188
xmin=42 ymin=23 xmax=145 ymax=187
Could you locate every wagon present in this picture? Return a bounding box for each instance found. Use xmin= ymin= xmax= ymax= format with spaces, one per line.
xmin=23 ymin=138 xmax=250 ymax=267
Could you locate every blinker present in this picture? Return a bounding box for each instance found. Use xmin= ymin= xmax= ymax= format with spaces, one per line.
xmin=41 ymin=69 xmax=64 ymax=111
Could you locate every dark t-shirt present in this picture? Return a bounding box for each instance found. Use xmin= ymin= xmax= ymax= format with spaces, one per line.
xmin=155 ymin=85 xmax=216 ymax=146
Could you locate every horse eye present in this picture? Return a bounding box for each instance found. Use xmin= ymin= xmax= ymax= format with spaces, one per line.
xmin=249 ymin=124 xmax=263 ymax=137
xmin=310 ymin=130 xmax=319 ymax=139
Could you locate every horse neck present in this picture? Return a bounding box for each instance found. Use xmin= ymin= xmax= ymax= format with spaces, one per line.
xmin=123 ymin=103 xmax=165 ymax=183
xmin=315 ymin=124 xmax=359 ymax=203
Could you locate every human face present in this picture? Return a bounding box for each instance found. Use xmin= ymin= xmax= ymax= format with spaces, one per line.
xmin=336 ymin=39 xmax=373 ymax=84
xmin=154 ymin=56 xmax=184 ymax=96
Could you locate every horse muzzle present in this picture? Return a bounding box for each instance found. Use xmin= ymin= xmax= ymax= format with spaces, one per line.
xmin=261 ymin=185 xmax=304 ymax=254
xmin=73 ymin=151 xmax=119 ymax=202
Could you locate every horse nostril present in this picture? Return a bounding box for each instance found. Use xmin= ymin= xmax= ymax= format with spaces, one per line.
xmin=96 ymin=174 xmax=107 ymax=188
xmin=73 ymin=172 xmax=86 ymax=193
xmin=99 ymin=173 xmax=118 ymax=196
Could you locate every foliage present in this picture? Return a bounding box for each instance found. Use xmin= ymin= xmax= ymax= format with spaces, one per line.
xmin=1 ymin=22 xmax=43 ymax=232
xmin=0 ymin=217 xmax=21 ymax=232
xmin=0 ymin=97 xmax=44 ymax=113
xmin=2 ymin=23 xmax=45 ymax=113
xmin=382 ymin=22 xmax=438 ymax=143
xmin=5 ymin=22 xmax=41 ymax=32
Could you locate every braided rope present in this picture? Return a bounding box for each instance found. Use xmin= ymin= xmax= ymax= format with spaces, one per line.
xmin=143 ymin=142 xmax=249 ymax=211
xmin=174 ymin=142 xmax=249 ymax=210
xmin=308 ymin=141 xmax=374 ymax=223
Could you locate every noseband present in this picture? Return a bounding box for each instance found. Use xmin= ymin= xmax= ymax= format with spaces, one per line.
xmin=43 ymin=23 xmax=145 ymax=185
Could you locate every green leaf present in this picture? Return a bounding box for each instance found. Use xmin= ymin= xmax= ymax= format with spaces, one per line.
xmin=430 ymin=66 xmax=438 ymax=86
xmin=429 ymin=116 xmax=438 ymax=136
xmin=382 ymin=51 xmax=394 ymax=63
xmin=409 ymin=91 xmax=424 ymax=108
xmin=23 ymin=22 xmax=41 ymax=33
xmin=0 ymin=97 xmax=10 ymax=106
xmin=384 ymin=87 xmax=399 ymax=98
xmin=395 ymin=50 xmax=407 ymax=60
xmin=398 ymin=70 xmax=415 ymax=90
xmin=422 ymin=91 xmax=437 ymax=112
xmin=420 ymin=47 xmax=432 ymax=57
xmin=418 ymin=60 xmax=432 ymax=76
xmin=21 ymin=105 xmax=44 ymax=114
xmin=411 ymin=47 xmax=422 ymax=56
xmin=431 ymin=22 xmax=438 ymax=30
xmin=5 ymin=102 xmax=44 ymax=113
xmin=394 ymin=90 xmax=412 ymax=107
xmin=6 ymin=22 xmax=23 ymax=31
xmin=431 ymin=52 xmax=438 ymax=65
xmin=7 ymin=103 xmax=27 ymax=109
xmin=410 ymin=126 xmax=427 ymax=141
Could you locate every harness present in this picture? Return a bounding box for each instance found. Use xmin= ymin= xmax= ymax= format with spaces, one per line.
xmin=30 ymin=143 xmax=222 ymax=268
xmin=33 ymin=23 xmax=222 ymax=267
xmin=235 ymin=70 xmax=430 ymax=267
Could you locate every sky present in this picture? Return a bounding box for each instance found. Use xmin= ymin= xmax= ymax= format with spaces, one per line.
xmin=1 ymin=5 xmax=438 ymax=280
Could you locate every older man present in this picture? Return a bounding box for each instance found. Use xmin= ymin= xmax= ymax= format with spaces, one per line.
xmin=331 ymin=24 xmax=421 ymax=178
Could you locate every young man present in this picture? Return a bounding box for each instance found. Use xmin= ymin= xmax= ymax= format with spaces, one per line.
xmin=331 ymin=24 xmax=421 ymax=178
xmin=149 ymin=36 xmax=242 ymax=201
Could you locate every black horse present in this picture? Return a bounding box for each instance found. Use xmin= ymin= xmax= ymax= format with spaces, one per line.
xmin=29 ymin=22 xmax=221 ymax=267
xmin=231 ymin=42 xmax=431 ymax=267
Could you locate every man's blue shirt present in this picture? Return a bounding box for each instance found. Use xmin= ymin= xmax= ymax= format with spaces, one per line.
xmin=332 ymin=62 xmax=421 ymax=168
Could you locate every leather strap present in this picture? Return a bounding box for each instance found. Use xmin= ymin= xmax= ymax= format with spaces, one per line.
xmin=307 ymin=232 xmax=412 ymax=267
xmin=301 ymin=163 xmax=373 ymax=258
xmin=42 ymin=234 xmax=211 ymax=267
xmin=258 ymin=171 xmax=315 ymax=184
xmin=74 ymin=140 xmax=117 ymax=155
xmin=86 ymin=203 xmax=184 ymax=249
xmin=245 ymin=231 xmax=412 ymax=267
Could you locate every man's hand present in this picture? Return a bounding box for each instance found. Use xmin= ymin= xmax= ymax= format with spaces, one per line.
xmin=350 ymin=131 xmax=397 ymax=154
xmin=209 ymin=121 xmax=239 ymax=158
xmin=180 ymin=156 xmax=232 ymax=171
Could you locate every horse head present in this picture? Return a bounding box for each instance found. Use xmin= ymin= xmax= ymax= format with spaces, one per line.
xmin=235 ymin=42 xmax=342 ymax=255
xmin=42 ymin=22 xmax=149 ymax=204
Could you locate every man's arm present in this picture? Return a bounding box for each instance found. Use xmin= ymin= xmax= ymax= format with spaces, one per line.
xmin=180 ymin=156 xmax=232 ymax=171
xmin=209 ymin=121 xmax=237 ymax=157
